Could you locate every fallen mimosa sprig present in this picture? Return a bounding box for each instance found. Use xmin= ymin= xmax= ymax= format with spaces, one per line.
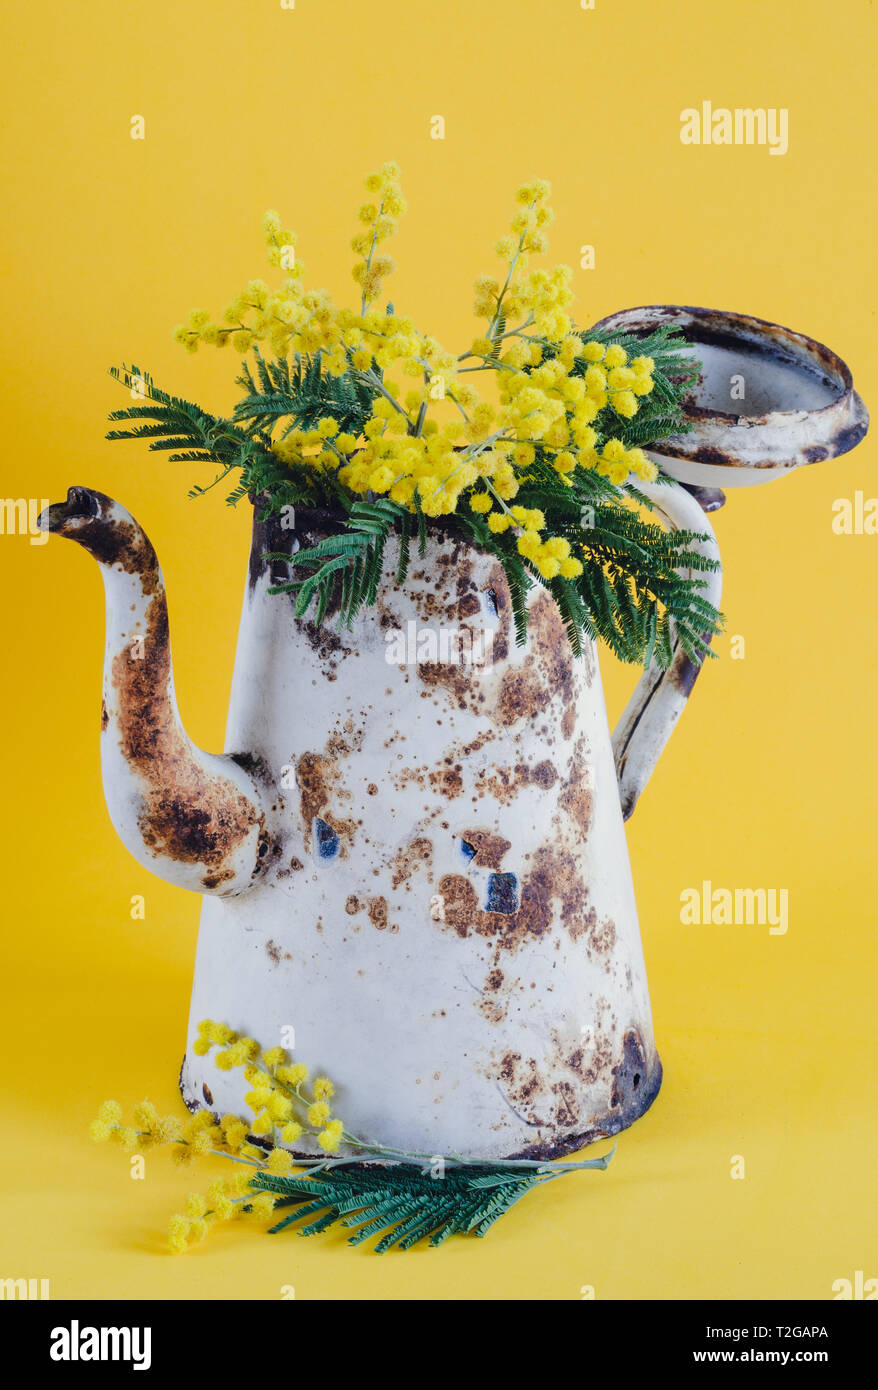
xmin=90 ymin=1018 xmax=615 ymax=1253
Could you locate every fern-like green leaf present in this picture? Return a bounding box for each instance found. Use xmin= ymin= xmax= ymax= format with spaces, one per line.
xmin=248 ymin=1153 xmax=611 ymax=1251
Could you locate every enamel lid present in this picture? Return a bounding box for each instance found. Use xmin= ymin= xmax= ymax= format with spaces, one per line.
xmin=591 ymin=304 xmax=869 ymax=488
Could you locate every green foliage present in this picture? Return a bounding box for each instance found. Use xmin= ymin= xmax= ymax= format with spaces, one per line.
xmin=568 ymin=322 xmax=700 ymax=446
xmin=249 ymin=1155 xmax=610 ymax=1252
xmin=266 ymin=498 xmax=408 ymax=625
xmin=106 ymin=324 xmax=723 ymax=667
xmin=492 ymin=457 xmax=717 ymax=665
xmin=234 ymin=349 xmax=377 ymax=438
xmin=107 ymin=365 xmax=295 ymax=505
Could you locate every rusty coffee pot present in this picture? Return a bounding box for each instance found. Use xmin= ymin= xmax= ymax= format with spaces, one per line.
xmin=39 ymin=306 xmax=867 ymax=1158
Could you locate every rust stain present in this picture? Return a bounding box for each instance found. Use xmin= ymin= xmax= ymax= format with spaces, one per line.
xmin=408 ymin=588 xmax=450 ymax=623
xmin=419 ymin=660 xmax=487 ymax=713
xmin=50 ymin=491 xmax=162 ymax=598
xmin=589 ymin=917 xmax=617 ymax=958
xmin=391 ymin=764 xmax=426 ymax=792
xmin=436 ymin=845 xmax=590 ymax=953
xmin=490 ymin=1022 xmax=660 ymax=1153
xmin=671 ymin=651 xmax=702 ymax=697
xmin=404 ymin=553 xmax=590 ymax=736
xmin=485 ymin=561 xmax=511 ymax=663
xmin=478 ymin=759 xmax=558 ymax=804
xmin=437 ymin=875 xmax=484 ymax=939
xmin=294 ymin=753 xmax=330 ymax=845
xmin=495 ymin=1027 xmax=616 ymax=1129
xmin=566 ymin=905 xmax=597 ymax=943
xmin=498 ymin=1053 xmax=546 ymax=1120
xmin=295 ymin=750 xmax=355 ymax=855
xmin=459 ymin=829 xmax=511 ymax=868
xmin=111 ymin=594 xmax=261 ymax=871
xmin=453 ymin=552 xmax=476 ymax=591
xmin=610 ymin=1030 xmax=650 ymax=1115
xmin=457 ymin=593 xmax=480 ymax=619
xmin=529 ymin=591 xmax=575 ymax=707
xmin=428 ymin=766 xmax=463 ymax=799
xmin=397 ymin=730 xmax=496 ymax=799
xmin=407 ymin=559 xmax=506 ymax=713
xmin=565 ymin=1037 xmax=614 ymax=1086
xmin=202 ymin=867 xmax=236 ymax=890
xmin=557 ymin=741 xmax=593 ymax=837
xmin=326 ymin=714 xmax=365 ymax=761
xmin=478 ymin=998 xmax=508 ymax=1023
xmin=493 ymin=591 xmax=577 ymax=728
xmin=367 ymin=895 xmax=397 ymax=933
xmin=477 ymin=963 xmax=510 ymax=1023
xmin=389 ymin=837 xmax=433 ymax=890
xmin=495 ymin=663 xmax=550 ymax=726
xmin=460 ymin=729 xmax=497 ymax=756
xmin=299 ymin=620 xmax=356 ymax=679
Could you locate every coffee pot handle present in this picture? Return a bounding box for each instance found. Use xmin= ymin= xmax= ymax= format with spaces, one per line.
xmin=612 ymin=477 xmax=723 ymax=820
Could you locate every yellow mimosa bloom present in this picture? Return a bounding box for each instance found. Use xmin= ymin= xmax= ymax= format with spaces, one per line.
xmin=133 ymin=1100 xmax=159 ymax=1128
xmin=517 ymin=531 xmax=542 ymax=560
xmin=267 ymin=1148 xmax=294 ymax=1176
xmin=248 ymin=1194 xmax=277 ymax=1220
xmin=612 ymin=390 xmax=638 ymax=418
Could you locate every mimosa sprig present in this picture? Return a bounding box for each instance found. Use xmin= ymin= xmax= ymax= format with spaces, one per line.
xmin=90 ymin=1018 xmax=614 ymax=1254
xmin=105 ymin=164 xmax=721 ymax=665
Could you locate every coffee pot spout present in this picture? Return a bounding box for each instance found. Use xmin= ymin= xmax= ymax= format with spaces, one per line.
xmin=39 ymin=487 xmax=271 ymax=895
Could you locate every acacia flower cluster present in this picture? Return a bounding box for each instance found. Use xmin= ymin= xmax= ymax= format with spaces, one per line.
xmin=109 ymin=166 xmax=719 ymax=665
xmin=172 ymin=165 xmax=659 ymax=583
xmin=90 ymin=1019 xmax=346 ymax=1253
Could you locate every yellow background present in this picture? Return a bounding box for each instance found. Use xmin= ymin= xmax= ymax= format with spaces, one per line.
xmin=1 ymin=0 xmax=875 ymax=1300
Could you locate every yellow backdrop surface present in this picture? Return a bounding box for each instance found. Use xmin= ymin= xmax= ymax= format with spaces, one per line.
xmin=1 ymin=0 xmax=875 ymax=1300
